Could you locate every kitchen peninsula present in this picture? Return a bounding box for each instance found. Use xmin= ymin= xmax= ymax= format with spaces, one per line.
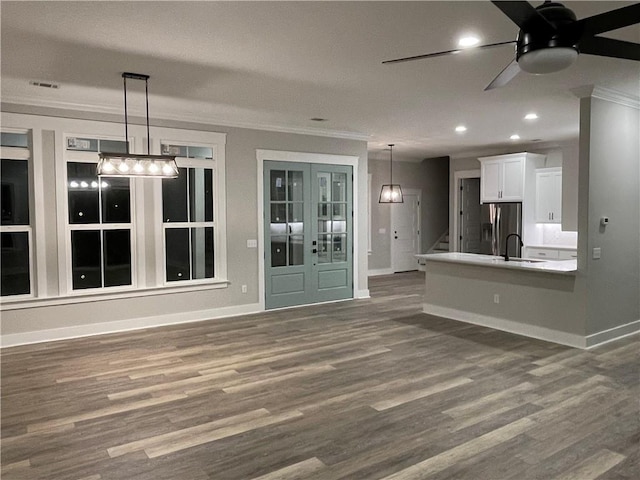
xmin=416 ymin=252 xmax=585 ymax=348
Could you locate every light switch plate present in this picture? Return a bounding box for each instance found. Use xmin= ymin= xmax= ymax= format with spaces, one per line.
xmin=593 ymin=247 xmax=601 ymax=259
xmin=247 ymin=239 xmax=257 ymax=248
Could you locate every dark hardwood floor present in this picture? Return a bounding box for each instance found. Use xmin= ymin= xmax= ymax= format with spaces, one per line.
xmin=2 ymin=271 xmax=638 ymax=479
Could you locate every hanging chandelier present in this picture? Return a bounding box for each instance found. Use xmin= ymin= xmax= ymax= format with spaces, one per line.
xmin=97 ymin=72 xmax=178 ymax=178
xmin=378 ymin=144 xmax=403 ymax=203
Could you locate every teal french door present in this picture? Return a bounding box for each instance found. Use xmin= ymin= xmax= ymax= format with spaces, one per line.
xmin=264 ymin=161 xmax=353 ymax=309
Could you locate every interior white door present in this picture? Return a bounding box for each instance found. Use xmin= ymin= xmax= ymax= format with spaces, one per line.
xmin=391 ymin=191 xmax=420 ymax=272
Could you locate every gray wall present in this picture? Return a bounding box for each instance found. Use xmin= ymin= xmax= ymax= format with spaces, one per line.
xmin=1 ymin=104 xmax=369 ymax=338
xmin=368 ymin=156 xmax=449 ymax=271
xmin=580 ymin=96 xmax=640 ymax=335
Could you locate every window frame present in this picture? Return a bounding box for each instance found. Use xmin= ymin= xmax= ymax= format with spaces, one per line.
xmin=61 ymin=132 xmax=138 ymax=295
xmin=157 ymin=138 xmax=223 ymax=287
xmin=0 ymin=128 xmax=35 ymax=299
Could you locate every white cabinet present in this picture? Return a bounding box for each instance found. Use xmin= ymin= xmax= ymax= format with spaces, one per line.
xmin=536 ymin=168 xmax=562 ymax=223
xmin=479 ymin=154 xmax=525 ymax=203
xmin=525 ymin=246 xmax=577 ymax=260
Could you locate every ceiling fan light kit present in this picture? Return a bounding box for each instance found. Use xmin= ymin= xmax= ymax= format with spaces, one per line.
xmin=384 ymin=1 xmax=640 ymax=90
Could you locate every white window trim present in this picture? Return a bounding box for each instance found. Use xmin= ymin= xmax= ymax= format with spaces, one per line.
xmin=0 ymin=112 xmax=228 ymax=308
xmin=62 ymin=132 xmax=138 ymax=295
xmin=153 ymin=132 xmax=227 ymax=287
xmin=1 ymin=127 xmax=37 ymax=299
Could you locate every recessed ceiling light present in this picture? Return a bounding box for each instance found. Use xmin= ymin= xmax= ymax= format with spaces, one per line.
xmin=510 ymin=134 xmax=521 ymax=140
xmin=310 ymin=118 xmax=328 ymax=122
xmin=455 ymin=125 xmax=467 ymax=133
xmin=524 ymin=113 xmax=539 ymax=120
xmin=458 ymin=36 xmax=480 ymax=48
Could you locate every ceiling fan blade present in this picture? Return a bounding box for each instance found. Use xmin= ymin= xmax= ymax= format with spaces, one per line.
xmin=382 ymin=40 xmax=515 ymax=65
xmin=485 ymin=59 xmax=521 ymax=91
xmin=580 ymin=36 xmax=640 ymax=62
xmin=570 ymin=4 xmax=640 ymax=37
xmin=491 ymin=1 xmax=556 ymax=37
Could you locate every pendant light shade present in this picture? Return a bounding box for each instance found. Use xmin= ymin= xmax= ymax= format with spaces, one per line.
xmin=97 ymin=72 xmax=178 ymax=178
xmin=379 ymin=144 xmax=403 ymax=203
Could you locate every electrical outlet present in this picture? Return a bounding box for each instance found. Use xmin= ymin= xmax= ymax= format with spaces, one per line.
xmin=493 ymin=294 xmax=500 ymax=304
xmin=241 ymin=285 xmax=248 ymax=294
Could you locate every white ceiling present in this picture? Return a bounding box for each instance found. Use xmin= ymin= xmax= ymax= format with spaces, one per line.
xmin=1 ymin=1 xmax=639 ymax=162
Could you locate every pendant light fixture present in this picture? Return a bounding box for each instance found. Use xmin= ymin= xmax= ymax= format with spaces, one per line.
xmin=97 ymin=72 xmax=179 ymax=178
xmin=378 ymin=144 xmax=403 ymax=203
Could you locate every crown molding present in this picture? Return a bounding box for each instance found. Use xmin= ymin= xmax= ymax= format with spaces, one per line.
xmin=1 ymin=95 xmax=371 ymax=142
xmin=572 ymin=85 xmax=640 ymax=110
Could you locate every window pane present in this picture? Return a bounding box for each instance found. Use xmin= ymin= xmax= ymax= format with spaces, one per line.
xmin=271 ymin=236 xmax=286 ymax=267
xmin=1 ymin=132 xmax=28 ymax=148
xmin=288 ymin=171 xmax=303 ymax=202
xmin=333 ymin=234 xmax=347 ymax=263
xmin=318 ymin=203 xmax=329 ymax=220
xmin=162 ymin=144 xmax=188 ymax=157
xmin=187 ymin=146 xmax=213 ymax=159
xmin=103 ymin=229 xmax=131 ymax=287
xmin=71 ymin=230 xmax=101 ymax=289
xmin=99 ymin=139 xmax=128 ymax=154
xmin=68 ymin=162 xmax=99 ymax=224
xmin=189 ymin=168 xmax=213 ymax=222
xmin=102 ymin=177 xmax=130 ymax=223
xmin=270 ymin=170 xmax=286 ymax=201
xmin=270 ymin=204 xmax=286 ymax=235
xmin=191 ymin=227 xmax=214 ymax=279
xmin=318 ymin=172 xmax=331 ymax=202
xmin=288 ymin=203 xmax=303 ymax=234
xmin=332 ymin=173 xmax=347 ymax=202
xmin=318 ymin=234 xmax=331 ymax=263
xmin=289 ymin=236 xmax=304 ymax=266
xmin=165 ymin=228 xmax=190 ymax=281
xmin=332 ymin=203 xmax=346 ymax=220
xmin=1 ymin=231 xmax=30 ymax=296
xmin=162 ymin=168 xmax=188 ymax=222
xmin=1 ymin=159 xmax=29 ymax=225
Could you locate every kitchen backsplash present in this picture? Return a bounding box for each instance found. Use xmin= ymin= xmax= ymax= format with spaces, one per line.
xmin=541 ymin=224 xmax=578 ymax=247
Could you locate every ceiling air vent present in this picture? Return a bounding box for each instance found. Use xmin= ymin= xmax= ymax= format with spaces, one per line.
xmin=29 ymin=80 xmax=60 ymax=89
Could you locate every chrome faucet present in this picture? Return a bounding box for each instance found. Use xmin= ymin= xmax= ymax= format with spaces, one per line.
xmin=504 ymin=233 xmax=523 ymax=261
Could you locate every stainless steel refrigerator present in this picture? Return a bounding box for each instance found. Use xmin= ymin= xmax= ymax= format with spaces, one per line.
xmin=479 ymin=202 xmax=522 ymax=257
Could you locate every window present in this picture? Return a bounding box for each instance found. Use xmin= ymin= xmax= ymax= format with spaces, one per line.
xmin=161 ymin=143 xmax=215 ymax=283
xmin=65 ymin=136 xmax=133 ymax=290
xmin=1 ymin=131 xmax=32 ymax=297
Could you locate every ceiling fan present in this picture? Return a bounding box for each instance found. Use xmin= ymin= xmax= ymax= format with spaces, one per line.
xmin=383 ymin=1 xmax=640 ymax=90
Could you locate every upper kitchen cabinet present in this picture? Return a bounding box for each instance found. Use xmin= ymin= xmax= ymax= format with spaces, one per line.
xmin=535 ymin=167 xmax=562 ymax=223
xmin=479 ymin=152 xmax=544 ymax=203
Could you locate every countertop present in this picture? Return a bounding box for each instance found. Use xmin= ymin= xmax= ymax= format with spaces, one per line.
xmin=416 ymin=252 xmax=577 ymax=274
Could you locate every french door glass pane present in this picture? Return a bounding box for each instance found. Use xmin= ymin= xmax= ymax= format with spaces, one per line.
xmin=333 ymin=234 xmax=347 ymax=262
xmin=318 ymin=172 xmax=331 ymax=202
xmin=162 ymin=168 xmax=188 ymax=222
xmin=189 ymin=168 xmax=213 ymax=222
xmin=165 ymin=228 xmax=190 ymax=281
xmin=318 ymin=234 xmax=331 ymax=263
xmin=332 ymin=203 xmax=346 ymax=220
xmin=288 ymin=203 xmax=304 ymax=234
xmin=71 ymin=230 xmax=101 ymax=289
xmin=68 ymin=163 xmax=99 ymax=224
xmin=289 ymin=236 xmax=304 ymax=265
xmin=288 ymin=171 xmax=303 ymax=201
xmin=318 ymin=203 xmax=329 ymax=219
xmin=270 ymin=170 xmax=286 ymax=201
xmin=191 ymin=227 xmax=214 ymax=279
xmin=103 ymin=229 xmax=131 ymax=287
xmin=332 ymin=173 xmax=347 ymax=202
xmin=0 ymin=231 xmax=30 ymax=296
xmin=1 ymin=159 xmax=29 ymax=225
xmin=271 ymin=236 xmax=286 ymax=267
xmin=102 ymin=177 xmax=131 ymax=223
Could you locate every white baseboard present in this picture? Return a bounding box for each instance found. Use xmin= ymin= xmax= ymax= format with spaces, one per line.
xmin=355 ymin=289 xmax=370 ymax=299
xmin=368 ymin=268 xmax=394 ymax=277
xmin=1 ymin=303 xmax=263 ymax=348
xmin=422 ymin=303 xmax=587 ymax=348
xmin=586 ymin=319 xmax=640 ymax=348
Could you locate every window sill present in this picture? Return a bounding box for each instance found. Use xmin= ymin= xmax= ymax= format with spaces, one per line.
xmin=0 ymin=280 xmax=230 ymax=311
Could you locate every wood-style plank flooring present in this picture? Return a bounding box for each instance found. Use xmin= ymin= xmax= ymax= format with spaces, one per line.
xmin=2 ymin=272 xmax=639 ymax=479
